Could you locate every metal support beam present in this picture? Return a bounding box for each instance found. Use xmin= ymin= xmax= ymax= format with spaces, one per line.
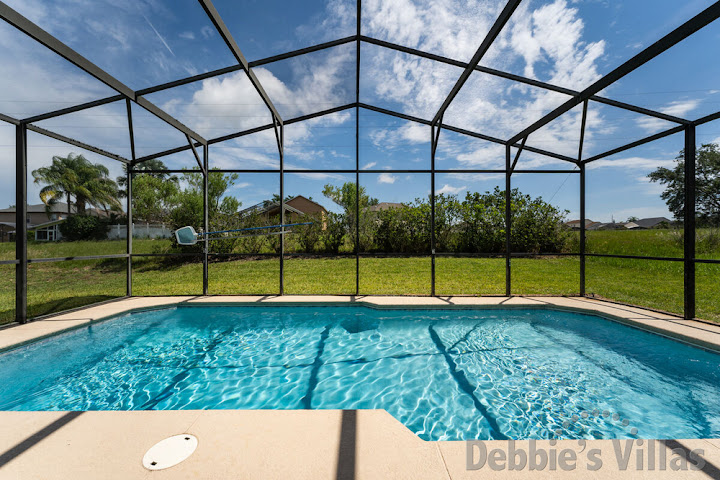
xmin=125 ymin=99 xmax=135 ymax=296
xmin=693 ymin=109 xmax=720 ymax=127
xmin=583 ymin=125 xmax=685 ymax=164
xmin=360 ymin=35 xmax=688 ymax=126
xmin=24 ymin=30 xmax=687 ymax=131
xmin=15 ymin=123 xmax=27 ymax=324
xmin=684 ymin=125 xmax=696 ymax=319
xmin=203 ymin=144 xmax=209 ymax=295
xmin=358 ymin=103 xmax=578 ymax=164
xmin=509 ymin=136 xmax=527 ymax=173
xmin=0 ymin=1 xmax=133 ymax=97
xmin=505 ymin=144 xmax=512 ymax=296
xmin=26 ymin=124 xmax=130 ymax=164
xmin=430 ymin=123 xmax=441 ymax=296
xmin=579 ymin=162 xmax=586 ymax=296
xmin=186 ymin=133 xmax=205 ymax=173
xmin=25 ymin=37 xmax=356 ymax=125
xmin=198 ymin=0 xmax=283 ymax=125
xmin=23 ymin=95 xmax=124 ymax=124
xmin=355 ymin=0 xmax=361 ymax=296
xmin=126 ymin=167 xmax=133 ymax=296
xmin=279 ymin=124 xmax=285 ymax=295
xmin=136 ymin=101 xmax=575 ymax=168
xmin=132 ymin=104 xmax=356 ymax=166
xmin=134 ymin=96 xmax=206 ymax=144
xmin=0 ymin=112 xmax=20 ymax=125
xmin=0 ymin=1 xmax=206 ymax=145
xmin=578 ymin=100 xmax=588 ymax=296
xmin=432 ymin=0 xmax=522 ymax=125
xmin=509 ymin=3 xmax=720 ymax=145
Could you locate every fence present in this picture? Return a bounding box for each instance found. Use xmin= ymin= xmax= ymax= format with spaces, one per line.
xmin=107 ymin=223 xmax=172 ymax=240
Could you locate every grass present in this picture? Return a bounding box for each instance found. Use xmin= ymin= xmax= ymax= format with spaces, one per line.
xmin=0 ymin=238 xmax=173 ymax=261
xmin=586 ymin=228 xmax=720 ymax=258
xmin=0 ymin=229 xmax=718 ymax=325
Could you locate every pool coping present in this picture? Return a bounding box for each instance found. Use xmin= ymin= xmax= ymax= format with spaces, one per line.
xmin=1 ymin=295 xmax=720 ymax=354
xmin=1 ymin=296 xmax=720 ymax=479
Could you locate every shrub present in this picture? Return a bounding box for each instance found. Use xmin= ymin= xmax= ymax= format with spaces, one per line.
xmin=372 ymin=202 xmax=430 ymax=253
xmin=59 ymin=215 xmax=110 ymax=241
xmin=320 ymin=213 xmax=346 ymax=254
xmin=295 ymin=213 xmax=324 ymax=253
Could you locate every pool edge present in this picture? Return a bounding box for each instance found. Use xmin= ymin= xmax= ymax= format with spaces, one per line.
xmin=2 ymin=295 xmax=719 ymax=355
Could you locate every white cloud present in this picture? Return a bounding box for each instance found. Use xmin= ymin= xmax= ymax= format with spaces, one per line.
xmin=587 ymin=156 xmax=674 ymax=170
xmin=635 ymin=175 xmax=665 ymax=196
xmin=377 ymin=173 xmax=397 ymax=184
xmin=200 ymin=26 xmax=215 ymax=39
xmin=636 ymin=99 xmax=699 ymax=133
xmin=179 ymin=31 xmax=196 ymax=40
xmin=661 ymin=99 xmax=700 ymax=117
xmin=437 ymin=184 xmax=467 ymax=195
xmin=400 ymin=122 xmax=429 ymax=143
xmin=362 ymin=162 xmax=377 ymax=170
xmin=362 ymin=0 xmax=606 ymax=162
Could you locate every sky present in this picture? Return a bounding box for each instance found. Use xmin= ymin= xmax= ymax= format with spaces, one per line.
xmin=1 ymin=0 xmax=720 ymax=224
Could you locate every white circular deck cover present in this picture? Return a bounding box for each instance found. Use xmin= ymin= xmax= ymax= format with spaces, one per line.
xmin=142 ymin=434 xmax=198 ymax=470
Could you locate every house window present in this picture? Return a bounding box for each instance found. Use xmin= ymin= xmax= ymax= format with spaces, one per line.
xmin=36 ymin=230 xmax=48 ymax=241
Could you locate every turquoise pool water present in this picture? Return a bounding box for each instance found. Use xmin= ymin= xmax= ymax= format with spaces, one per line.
xmin=0 ymin=305 xmax=718 ymax=441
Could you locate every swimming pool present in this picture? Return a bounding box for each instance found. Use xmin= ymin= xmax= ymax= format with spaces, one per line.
xmin=0 ymin=305 xmax=718 ymax=441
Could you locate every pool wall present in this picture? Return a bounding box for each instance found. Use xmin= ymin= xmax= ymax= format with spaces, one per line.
xmin=2 ymin=295 xmax=720 ymax=355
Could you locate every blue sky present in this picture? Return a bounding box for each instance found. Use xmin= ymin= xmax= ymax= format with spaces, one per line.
xmin=1 ymin=0 xmax=720 ymax=224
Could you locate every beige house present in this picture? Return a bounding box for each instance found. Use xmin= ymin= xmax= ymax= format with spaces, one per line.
xmin=0 ymin=203 xmax=105 ymax=242
xmin=240 ymin=195 xmax=327 ymax=222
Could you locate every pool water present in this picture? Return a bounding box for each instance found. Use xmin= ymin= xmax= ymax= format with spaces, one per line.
xmin=0 ymin=305 xmax=718 ymax=441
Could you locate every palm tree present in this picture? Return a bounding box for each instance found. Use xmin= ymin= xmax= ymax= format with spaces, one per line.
xmin=32 ymin=153 xmax=122 ymax=215
xmin=116 ymin=158 xmax=172 ymax=198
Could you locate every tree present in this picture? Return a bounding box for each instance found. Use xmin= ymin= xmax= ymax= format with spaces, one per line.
xmin=322 ymin=182 xmax=379 ymax=250
xmin=131 ymin=174 xmax=180 ymax=223
xmin=170 ymin=169 xmax=242 ymax=253
xmin=170 ymin=169 xmax=241 ymax=229
xmin=322 ymin=182 xmax=378 ymax=212
xmin=648 ymin=143 xmax=720 ymax=225
xmin=32 ymin=153 xmax=122 ymax=215
xmin=117 ymin=159 xmax=172 ymax=198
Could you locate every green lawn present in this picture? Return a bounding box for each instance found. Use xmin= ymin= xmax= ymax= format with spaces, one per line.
xmin=1 ymin=255 xmax=718 ymax=325
xmin=0 ymin=229 xmax=718 ymax=325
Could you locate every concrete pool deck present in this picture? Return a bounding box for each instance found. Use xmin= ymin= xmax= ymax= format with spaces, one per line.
xmin=1 ymin=296 xmax=719 ymax=479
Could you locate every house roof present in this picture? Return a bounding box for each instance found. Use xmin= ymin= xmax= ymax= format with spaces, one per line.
xmin=0 ymin=203 xmax=107 ymax=215
xmin=287 ymin=195 xmax=327 ymax=212
xmin=0 ymin=202 xmax=76 ymax=214
xmin=239 ymin=195 xmax=325 ymax=217
xmin=28 ymin=219 xmax=67 ymax=230
xmin=634 ymin=217 xmax=671 ymax=228
xmin=368 ymin=202 xmax=403 ymax=212
xmin=565 ymin=219 xmax=596 ymax=227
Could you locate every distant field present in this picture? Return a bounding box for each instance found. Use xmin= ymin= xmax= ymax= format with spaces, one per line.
xmin=0 ymin=229 xmax=718 ymax=324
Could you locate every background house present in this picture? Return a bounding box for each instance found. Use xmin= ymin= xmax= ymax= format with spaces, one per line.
xmin=566 ymin=216 xmax=674 ymax=231
xmin=565 ymin=219 xmax=600 ymax=230
xmin=634 ymin=217 xmax=672 ymax=228
xmin=0 ymin=202 xmax=106 ymax=242
xmin=367 ymin=202 xmax=403 ymax=212
xmin=239 ymin=195 xmax=327 ymax=223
